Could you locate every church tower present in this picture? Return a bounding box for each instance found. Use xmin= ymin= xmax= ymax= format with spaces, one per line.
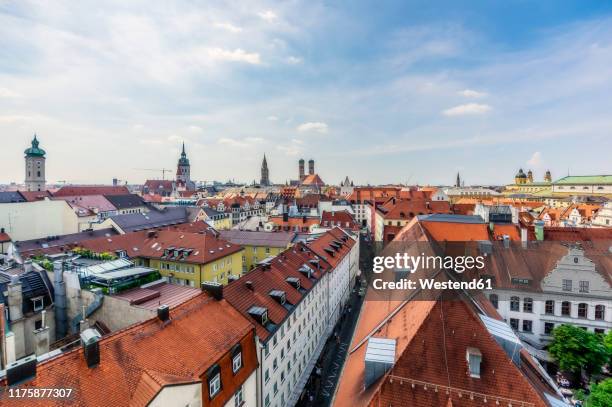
xmin=455 ymin=172 xmax=461 ymax=187
xmin=24 ymin=135 xmax=46 ymax=192
xmin=544 ymin=170 xmax=552 ymax=182
xmin=176 ymin=142 xmax=192 ymax=189
xmin=260 ymin=154 xmax=270 ymax=186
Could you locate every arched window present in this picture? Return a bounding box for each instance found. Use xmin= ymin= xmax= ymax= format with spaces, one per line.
xmin=595 ymin=305 xmax=605 ymax=320
xmin=510 ymin=296 xmax=520 ymax=311
xmin=523 ymin=298 xmax=533 ymax=313
xmin=578 ymin=303 xmax=588 ymax=318
xmin=561 ymin=301 xmax=571 ymax=316
xmin=489 ymin=294 xmax=498 ymax=309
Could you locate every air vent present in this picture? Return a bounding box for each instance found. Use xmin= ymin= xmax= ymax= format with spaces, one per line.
xmin=80 ymin=328 xmax=102 ymax=368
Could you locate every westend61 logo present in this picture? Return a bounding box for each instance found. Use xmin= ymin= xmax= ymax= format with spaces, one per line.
xmin=371 ymin=253 xmax=492 ymax=291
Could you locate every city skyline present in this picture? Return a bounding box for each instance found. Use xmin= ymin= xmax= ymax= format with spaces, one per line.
xmin=1 ymin=1 xmax=612 ymax=185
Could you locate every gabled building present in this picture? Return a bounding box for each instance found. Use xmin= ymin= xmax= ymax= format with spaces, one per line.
xmin=219 ymin=230 xmax=295 ymax=272
xmin=1 ymin=293 xmax=259 ymax=407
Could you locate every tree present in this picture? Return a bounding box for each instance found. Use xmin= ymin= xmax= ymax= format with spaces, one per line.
xmin=548 ymin=325 xmax=608 ymax=376
xmin=587 ymin=379 xmax=612 ymax=407
xmin=604 ymin=330 xmax=612 ymax=366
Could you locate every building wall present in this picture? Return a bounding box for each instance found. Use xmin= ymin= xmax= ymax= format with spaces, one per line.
xmin=0 ymin=200 xmax=79 ymax=241
xmin=150 ymin=382 xmax=202 ymax=407
xmin=552 ymin=183 xmax=612 ymax=196
xmin=25 ymin=156 xmax=45 ymax=192
xmin=242 ymin=245 xmax=288 ymax=272
xmin=488 ymin=247 xmax=611 ymax=344
xmin=145 ymin=250 xmax=244 ymax=287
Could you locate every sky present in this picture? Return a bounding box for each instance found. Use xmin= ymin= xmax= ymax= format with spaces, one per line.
xmin=1 ymin=0 xmax=611 ymax=186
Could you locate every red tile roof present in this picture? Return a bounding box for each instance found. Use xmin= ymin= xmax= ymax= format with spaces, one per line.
xmin=0 ymin=231 xmax=11 ymax=243
xmin=5 ymin=294 xmax=258 ymax=407
xmin=223 ymin=228 xmax=354 ymax=341
xmin=53 ymin=185 xmax=130 ymax=197
xmin=301 ymin=173 xmax=325 ymax=186
xmin=18 ymin=190 xmax=53 ymax=202
xmin=376 ymin=197 xmax=452 ymax=220
xmin=321 ymin=210 xmax=359 ymax=230
xmin=79 ymin=230 xmax=242 ymax=264
xmin=112 ymin=282 xmax=202 ymax=310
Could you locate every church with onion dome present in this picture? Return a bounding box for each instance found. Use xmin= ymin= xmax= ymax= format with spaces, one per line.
xmin=24 ymin=135 xmax=46 ymax=192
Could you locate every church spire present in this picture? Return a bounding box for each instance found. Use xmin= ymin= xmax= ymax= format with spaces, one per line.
xmin=260 ymin=154 xmax=270 ymax=186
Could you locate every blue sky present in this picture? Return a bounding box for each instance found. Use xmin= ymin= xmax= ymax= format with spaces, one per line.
xmin=1 ymin=0 xmax=611 ymax=185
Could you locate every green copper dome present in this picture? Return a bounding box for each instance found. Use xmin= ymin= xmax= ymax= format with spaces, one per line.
xmin=24 ymin=135 xmax=46 ymax=157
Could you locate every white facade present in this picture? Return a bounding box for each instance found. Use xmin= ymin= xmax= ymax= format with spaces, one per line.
xmin=0 ymin=199 xmax=79 ymax=241
xmin=592 ymin=202 xmax=612 ymax=227
xmin=488 ymin=247 xmax=611 ymax=346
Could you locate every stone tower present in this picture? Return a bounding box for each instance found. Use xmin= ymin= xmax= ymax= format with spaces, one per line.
xmin=24 ymin=135 xmax=46 ymax=192
xmin=455 ymin=172 xmax=461 ymax=188
xmin=299 ymin=159 xmax=305 ymax=181
xmin=544 ymin=170 xmax=552 ymax=182
xmin=308 ymin=159 xmax=314 ymax=175
xmin=260 ymin=154 xmax=270 ymax=186
xmin=176 ymin=142 xmax=191 ymax=188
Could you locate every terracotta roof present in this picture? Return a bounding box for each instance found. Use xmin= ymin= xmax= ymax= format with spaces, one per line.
xmin=18 ymin=190 xmax=53 ymax=202
xmin=376 ymin=197 xmax=452 ymax=220
xmin=337 ymin=299 xmax=558 ymax=407
xmin=0 ymin=231 xmax=11 ymax=243
xmin=451 ymin=203 xmax=476 ymax=215
xmin=347 ymin=187 xmax=402 ymax=203
xmin=6 ymin=294 xmax=258 ymax=407
xmin=223 ymin=228 xmax=353 ymax=341
xmin=268 ymin=215 xmax=320 ymax=230
xmin=301 ymin=173 xmax=325 ymax=186
xmin=143 ymin=180 xmax=173 ymax=191
xmin=321 ymin=211 xmax=359 ymax=230
xmin=79 ymin=230 xmax=242 ymax=265
xmin=53 ymin=185 xmax=130 ymax=197
xmin=17 ymin=228 xmax=119 ymax=257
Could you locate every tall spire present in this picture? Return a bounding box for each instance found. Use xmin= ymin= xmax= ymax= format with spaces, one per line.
xmin=181 ymin=141 xmax=186 ymax=156
xmin=456 ymin=172 xmax=461 ymax=188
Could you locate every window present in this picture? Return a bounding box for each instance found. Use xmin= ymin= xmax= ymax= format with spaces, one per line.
xmin=595 ymin=305 xmax=605 ymax=320
xmin=579 ymin=281 xmax=589 ymax=293
xmin=578 ymin=303 xmax=588 ymax=318
xmin=595 ymin=328 xmax=605 ymax=335
xmin=561 ymin=301 xmax=571 ymax=316
xmin=273 ymin=382 xmax=278 ymax=395
xmin=510 ymin=318 xmax=519 ymax=330
xmin=544 ymin=322 xmax=554 ymax=335
xmin=232 ymin=352 xmax=242 ymax=373
xmin=522 ymin=320 xmax=532 ymax=333
xmin=489 ymin=294 xmax=498 ymax=309
xmin=264 ymin=369 xmax=270 ymax=383
xmin=510 ymin=296 xmax=520 ymax=311
xmin=32 ymin=297 xmax=44 ymax=312
xmin=545 ymin=300 xmax=554 ymax=315
xmin=265 ymin=394 xmax=270 ymax=407
xmin=273 ymin=358 xmax=278 ymax=371
xmin=562 ymin=279 xmax=572 ymax=291
xmin=523 ymin=298 xmax=533 ymax=313
xmin=34 ymin=319 xmax=43 ymax=330
xmin=466 ymin=347 xmax=482 ymax=378
xmin=235 ymin=386 xmax=244 ymax=405
xmin=208 ymin=370 xmax=221 ymax=399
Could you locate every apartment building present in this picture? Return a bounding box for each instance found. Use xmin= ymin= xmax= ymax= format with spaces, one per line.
xmin=484 ymin=243 xmax=611 ymax=344
xmin=222 ymin=228 xmax=358 ymax=407
xmin=219 ymin=230 xmax=295 ymax=272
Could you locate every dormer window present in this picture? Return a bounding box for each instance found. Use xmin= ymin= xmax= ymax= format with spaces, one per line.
xmin=269 ymin=290 xmax=287 ymax=305
xmin=466 ymin=347 xmax=482 ymax=378
xmin=207 ymin=364 xmax=222 ymax=399
xmin=231 ymin=344 xmax=243 ymax=374
xmin=32 ymin=297 xmax=44 ymax=312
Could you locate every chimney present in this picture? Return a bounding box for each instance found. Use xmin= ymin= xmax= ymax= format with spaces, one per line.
xmin=53 ymin=261 xmax=68 ymax=339
xmin=201 ymin=281 xmax=223 ymax=300
xmin=8 ymin=275 xmax=23 ymax=321
xmin=502 ymin=235 xmax=510 ymax=249
xmin=157 ymin=304 xmax=170 ymax=322
xmin=33 ymin=310 xmax=50 ymax=356
xmin=520 ymin=227 xmax=528 ymax=248
xmin=283 ymin=212 xmax=289 ymax=222
xmin=23 ymin=260 xmax=33 ymax=273
xmin=80 ymin=328 xmax=101 ymax=368
xmin=245 ymin=281 xmax=254 ymax=291
xmin=6 ymin=354 xmax=37 ymax=385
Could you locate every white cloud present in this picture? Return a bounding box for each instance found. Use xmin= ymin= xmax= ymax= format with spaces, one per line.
xmin=207 ymin=48 xmax=261 ymax=64
xmin=267 ymin=115 xmax=279 ymax=121
xmin=286 ymin=56 xmax=303 ymax=64
xmin=245 ymin=136 xmax=264 ymax=143
xmin=527 ymin=151 xmax=543 ymax=167
xmin=459 ymin=89 xmax=487 ymax=98
xmin=276 ymin=145 xmax=299 ymax=155
xmin=442 ymin=103 xmax=492 ymax=116
xmin=167 ymin=134 xmax=183 ymax=143
xmin=0 ymin=87 xmax=20 ymax=98
xmin=297 ymin=122 xmax=328 ymax=133
xmin=132 ymin=124 xmax=145 ymax=131
xmin=257 ymin=10 xmax=277 ymax=21
xmin=214 ymin=22 xmax=242 ymax=33
xmin=218 ymin=137 xmax=248 ymax=148
xmin=187 ymin=125 xmax=203 ymax=133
